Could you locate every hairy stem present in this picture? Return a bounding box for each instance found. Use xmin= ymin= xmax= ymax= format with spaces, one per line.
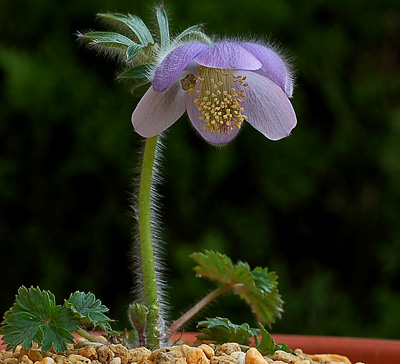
xmin=138 ymin=135 xmax=160 ymax=349
xmin=168 ymin=284 xmax=232 ymax=334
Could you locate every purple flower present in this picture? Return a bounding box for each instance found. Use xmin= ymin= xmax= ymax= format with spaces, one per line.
xmin=131 ymin=41 xmax=297 ymax=145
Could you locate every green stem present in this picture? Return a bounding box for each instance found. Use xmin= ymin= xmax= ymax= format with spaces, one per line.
xmin=168 ymin=284 xmax=232 ymax=335
xmin=138 ymin=135 xmax=160 ymax=349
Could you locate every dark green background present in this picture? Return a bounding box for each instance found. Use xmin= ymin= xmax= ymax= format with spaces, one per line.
xmin=1 ymin=0 xmax=399 ymax=339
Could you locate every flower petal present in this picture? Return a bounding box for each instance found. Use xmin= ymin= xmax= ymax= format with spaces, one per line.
xmin=153 ymin=43 xmax=209 ymax=92
xmin=186 ymin=94 xmax=240 ymax=145
xmin=132 ymin=82 xmax=186 ymax=137
xmin=194 ymin=42 xmax=262 ymax=71
xmin=241 ymin=71 xmax=297 ymax=140
xmin=240 ymin=42 xmax=294 ymax=98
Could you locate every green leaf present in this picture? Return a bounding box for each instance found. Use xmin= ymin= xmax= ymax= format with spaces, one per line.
xmin=119 ymin=64 xmax=152 ymax=79
xmin=98 ymin=13 xmax=154 ymax=45
xmin=65 ymin=291 xmax=113 ymax=331
xmin=0 ymin=286 xmax=79 ymax=352
xmin=197 ymin=317 xmax=258 ymax=345
xmin=81 ymin=31 xmax=135 ymax=48
xmin=192 ymin=250 xmax=235 ymax=284
xmin=13 ymin=285 xmax=56 ymax=314
xmin=156 ymin=5 xmax=170 ymax=47
xmin=197 ymin=319 xmax=292 ymax=355
xmin=191 ymin=251 xmax=284 ymax=326
xmin=256 ymin=324 xmax=275 ymax=355
xmin=245 ymin=268 xmax=283 ymax=325
xmin=257 ymin=324 xmax=292 ymax=355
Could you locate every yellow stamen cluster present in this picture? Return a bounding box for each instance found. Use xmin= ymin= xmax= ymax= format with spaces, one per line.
xmin=181 ymin=66 xmax=248 ymax=134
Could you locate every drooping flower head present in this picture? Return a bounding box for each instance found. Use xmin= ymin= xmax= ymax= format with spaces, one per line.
xmin=132 ymin=40 xmax=297 ymax=145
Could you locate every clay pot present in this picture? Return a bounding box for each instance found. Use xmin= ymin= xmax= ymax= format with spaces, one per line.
xmin=2 ymin=333 xmax=399 ymax=364
xmin=171 ymin=332 xmax=400 ymax=364
xmin=271 ymin=334 xmax=400 ymax=364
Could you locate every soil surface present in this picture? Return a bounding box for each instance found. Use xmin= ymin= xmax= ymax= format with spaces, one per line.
xmin=0 ymin=338 xmax=364 ymax=364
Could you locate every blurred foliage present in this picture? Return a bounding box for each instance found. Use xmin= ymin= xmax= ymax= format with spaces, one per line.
xmin=1 ymin=0 xmax=400 ymax=340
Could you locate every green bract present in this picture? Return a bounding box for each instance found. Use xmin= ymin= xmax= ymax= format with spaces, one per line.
xmin=78 ymin=5 xmax=212 ymax=90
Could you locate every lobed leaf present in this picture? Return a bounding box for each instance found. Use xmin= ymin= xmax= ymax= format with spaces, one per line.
xmin=257 ymin=324 xmax=292 ymax=355
xmin=0 ymin=286 xmax=78 ymax=352
xmin=197 ymin=317 xmax=258 ymax=345
xmin=197 ymin=318 xmax=292 ymax=355
xmin=98 ymin=13 xmax=154 ymax=45
xmin=191 ymin=251 xmax=283 ymax=325
xmin=65 ymin=291 xmax=113 ymax=331
xmin=242 ymin=268 xmax=283 ymax=325
xmin=191 ymin=250 xmax=235 ymax=284
xmin=12 ymin=285 xmax=56 ymax=315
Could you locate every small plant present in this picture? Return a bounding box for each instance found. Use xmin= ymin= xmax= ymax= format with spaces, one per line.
xmin=168 ymin=251 xmax=283 ymax=335
xmin=1 ymin=286 xmax=113 ymax=352
xmin=1 ymin=5 xmax=296 ymax=352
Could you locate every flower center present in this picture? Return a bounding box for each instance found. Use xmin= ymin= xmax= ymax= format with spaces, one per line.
xmin=181 ymin=66 xmax=248 ymax=134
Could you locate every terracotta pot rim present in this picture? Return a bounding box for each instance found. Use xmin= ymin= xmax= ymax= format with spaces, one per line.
xmin=171 ymin=332 xmax=400 ymax=364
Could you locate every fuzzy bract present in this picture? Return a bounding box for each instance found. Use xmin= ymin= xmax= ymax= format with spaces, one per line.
xmin=132 ymin=41 xmax=297 ymax=145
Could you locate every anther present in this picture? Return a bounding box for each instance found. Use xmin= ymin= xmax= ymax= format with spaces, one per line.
xmin=189 ymin=67 xmax=248 ymax=134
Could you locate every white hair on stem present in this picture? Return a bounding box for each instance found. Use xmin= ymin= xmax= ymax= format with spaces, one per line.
xmin=128 ymin=132 xmax=170 ymax=345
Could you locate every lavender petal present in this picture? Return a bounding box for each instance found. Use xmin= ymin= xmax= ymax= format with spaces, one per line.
xmin=153 ymin=42 xmax=209 ymax=92
xmin=194 ymin=42 xmax=262 ymax=71
xmin=241 ymin=71 xmax=297 ymax=140
xmin=240 ymin=42 xmax=294 ymax=98
xmin=132 ymin=82 xmax=186 ymax=137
